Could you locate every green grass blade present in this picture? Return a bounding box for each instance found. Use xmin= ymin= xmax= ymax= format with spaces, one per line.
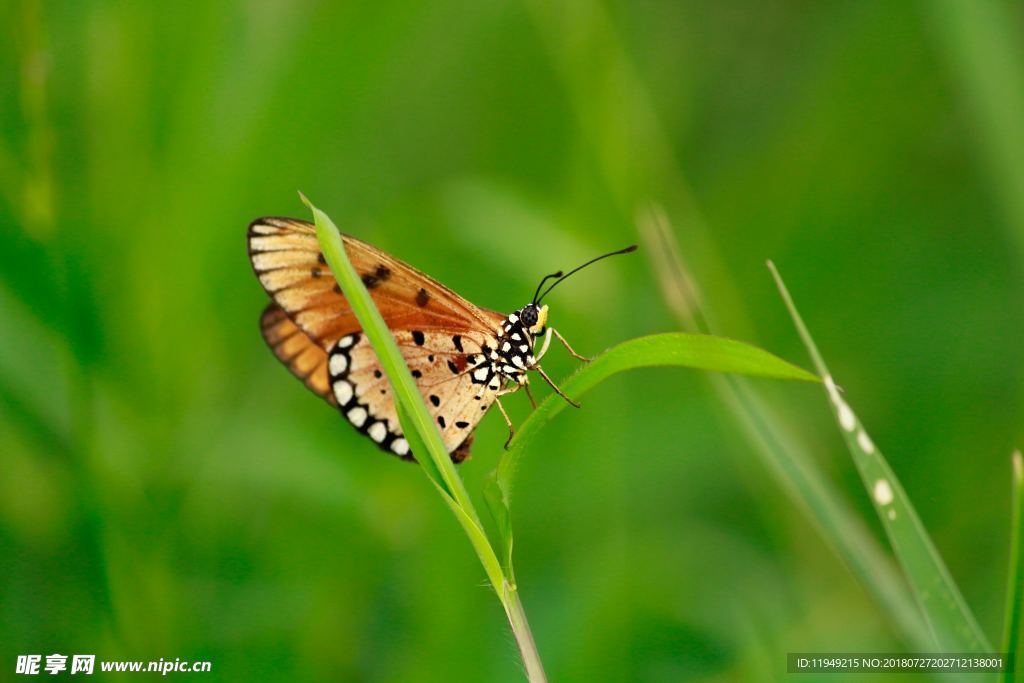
xmin=639 ymin=206 xmax=934 ymax=650
xmin=307 ymin=197 xmax=547 ymax=681
xmin=396 ymin=401 xmax=506 ymax=592
xmin=926 ymin=0 xmax=1024 ymax=256
xmin=308 ymin=194 xmax=502 ymax=582
xmin=483 ymin=470 xmax=515 ymax=578
xmin=1003 ymin=451 xmax=1024 ymax=682
xmin=494 ymin=332 xmax=817 ymax=505
xmin=769 ymin=261 xmax=991 ymax=652
xmin=306 ymin=194 xmax=467 ymax=508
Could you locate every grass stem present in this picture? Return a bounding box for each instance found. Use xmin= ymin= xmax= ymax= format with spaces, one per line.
xmin=1002 ymin=451 xmax=1024 ymax=682
xmin=305 ymin=196 xmax=547 ymax=682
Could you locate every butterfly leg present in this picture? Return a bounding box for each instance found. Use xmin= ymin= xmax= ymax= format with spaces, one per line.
xmin=535 ymin=327 xmax=553 ymax=362
xmin=494 ymin=395 xmax=516 ymax=449
xmin=552 ymin=328 xmax=591 ymax=362
xmin=523 ymin=382 xmax=537 ymax=409
xmin=536 ymin=365 xmax=580 ymax=408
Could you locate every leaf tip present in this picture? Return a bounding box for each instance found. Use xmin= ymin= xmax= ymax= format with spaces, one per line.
xmin=297 ymin=190 xmax=313 ymax=210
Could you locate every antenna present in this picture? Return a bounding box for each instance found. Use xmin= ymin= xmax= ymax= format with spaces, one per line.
xmin=532 ymin=271 xmax=563 ymax=304
xmin=535 ymin=244 xmax=637 ymax=304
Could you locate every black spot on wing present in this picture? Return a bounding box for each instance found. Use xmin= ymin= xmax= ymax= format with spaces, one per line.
xmin=412 ymin=330 xmax=425 ymax=345
xmin=437 ymin=415 xmax=446 ymax=429
xmin=452 ymin=335 xmax=463 ymax=352
xmin=429 ymin=395 xmax=440 ymax=407
xmin=416 ymin=288 xmax=430 ymax=307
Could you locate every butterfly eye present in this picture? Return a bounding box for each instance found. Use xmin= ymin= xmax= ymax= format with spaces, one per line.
xmin=520 ymin=305 xmax=538 ymax=327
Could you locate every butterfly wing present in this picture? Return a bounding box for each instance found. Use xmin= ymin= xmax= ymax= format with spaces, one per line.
xmin=260 ymin=303 xmax=335 ymax=405
xmin=249 ymin=217 xmax=506 ymax=461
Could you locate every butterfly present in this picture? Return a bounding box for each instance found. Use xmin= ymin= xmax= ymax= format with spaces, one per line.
xmin=248 ymin=216 xmax=635 ymax=462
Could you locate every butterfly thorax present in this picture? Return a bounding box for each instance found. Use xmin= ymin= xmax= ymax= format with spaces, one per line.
xmin=467 ymin=303 xmax=547 ymax=391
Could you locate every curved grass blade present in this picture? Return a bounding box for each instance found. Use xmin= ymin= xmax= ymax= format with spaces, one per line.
xmin=305 ymin=194 xmax=464 ymax=504
xmin=769 ymin=261 xmax=991 ymax=653
xmin=494 ymin=332 xmax=817 ymax=505
xmin=395 ymin=401 xmax=505 ymax=592
xmin=484 ymin=470 xmax=515 ymax=578
xmin=1003 ymin=451 xmax=1024 ymax=682
xmin=640 ymin=208 xmax=933 ymax=649
xmin=305 ymin=196 xmax=547 ymax=682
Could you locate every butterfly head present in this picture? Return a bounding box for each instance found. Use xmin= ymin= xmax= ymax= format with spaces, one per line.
xmin=517 ymin=303 xmax=548 ymax=335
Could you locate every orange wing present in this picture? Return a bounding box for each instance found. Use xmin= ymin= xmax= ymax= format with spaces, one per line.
xmin=250 ymin=217 xmax=508 ymax=461
xmin=248 ymin=217 xmax=505 ymax=347
xmin=260 ymin=303 xmax=335 ymax=405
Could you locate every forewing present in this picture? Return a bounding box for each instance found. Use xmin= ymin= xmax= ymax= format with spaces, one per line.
xmin=248 ymin=217 xmax=505 ymax=348
xmin=249 ymin=217 xmax=507 ymax=461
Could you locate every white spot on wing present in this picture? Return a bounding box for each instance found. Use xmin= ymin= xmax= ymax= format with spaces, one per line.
xmin=391 ymin=438 xmax=410 ymax=456
xmin=474 ymin=367 xmax=489 ymax=381
xmin=509 ymin=314 xmax=519 ymax=323
xmin=338 ymin=335 xmax=355 ymax=348
xmin=333 ymin=380 xmax=353 ymax=405
xmin=873 ymin=479 xmax=894 ymax=506
xmin=347 ymin=406 xmax=367 ymax=427
xmin=502 ymin=341 xmax=511 ymax=352
xmin=368 ymin=421 xmax=387 ymax=443
xmin=329 ymin=353 xmax=348 ymax=375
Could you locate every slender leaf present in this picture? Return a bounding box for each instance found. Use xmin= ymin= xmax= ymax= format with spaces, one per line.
xmin=306 ymin=194 xmax=462 ymax=504
xmin=306 ymin=197 xmax=547 ymax=681
xmin=1003 ymin=451 xmax=1024 ymax=682
xmin=769 ymin=261 xmax=991 ymax=653
xmin=397 ymin=401 xmax=506 ymax=593
xmin=483 ymin=470 xmax=515 ymax=578
xmin=927 ymin=0 xmax=1024 ymax=255
xmin=639 ymin=207 xmax=933 ymax=650
xmin=494 ymin=332 xmax=817 ymax=505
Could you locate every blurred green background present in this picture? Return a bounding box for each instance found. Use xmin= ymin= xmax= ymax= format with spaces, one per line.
xmin=3 ymin=1 xmax=1023 ymax=680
